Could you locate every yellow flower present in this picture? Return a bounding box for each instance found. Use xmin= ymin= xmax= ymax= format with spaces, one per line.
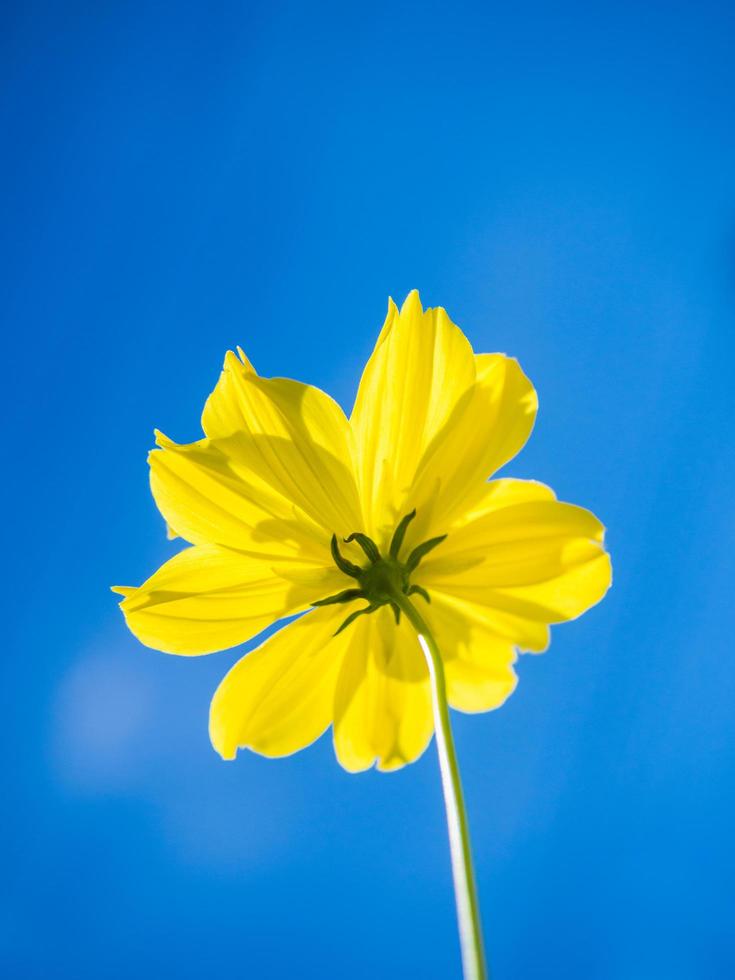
xmin=114 ymin=291 xmax=611 ymax=772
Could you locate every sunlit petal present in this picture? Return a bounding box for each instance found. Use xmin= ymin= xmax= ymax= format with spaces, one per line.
xmin=333 ymin=606 xmax=433 ymax=772
xmin=447 ymin=477 xmax=556 ymax=523
xmin=114 ymin=544 xmax=346 ymax=655
xmin=350 ymin=291 xmax=477 ymax=546
xmin=420 ymin=498 xmax=611 ymax=629
xmin=149 ymin=433 xmax=330 ymax=560
xmin=210 ymin=606 xmax=350 ymax=760
xmin=201 ymin=347 xmax=258 ymax=438
xmin=409 ymin=355 xmax=538 ymax=537
xmin=203 ymin=351 xmax=362 ymax=535
xmin=423 ymin=593 xmax=518 ymax=713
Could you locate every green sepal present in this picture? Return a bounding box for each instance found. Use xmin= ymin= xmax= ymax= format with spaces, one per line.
xmin=334 ymin=603 xmax=379 ymax=636
xmin=407 ymin=584 xmax=431 ymax=604
xmin=330 ymin=534 xmax=363 ymax=579
xmin=311 ymin=588 xmax=365 ymax=607
xmin=389 ymin=509 xmax=417 ymax=560
xmin=343 ymin=532 xmax=381 ymax=564
xmin=405 ymin=534 xmax=447 ymax=574
xmin=325 ymin=510 xmax=444 ymax=635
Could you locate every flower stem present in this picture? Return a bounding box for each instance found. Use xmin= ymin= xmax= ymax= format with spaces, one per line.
xmin=393 ymin=593 xmax=489 ymax=980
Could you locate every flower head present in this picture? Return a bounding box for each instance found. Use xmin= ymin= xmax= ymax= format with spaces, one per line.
xmin=114 ymin=291 xmax=611 ymax=772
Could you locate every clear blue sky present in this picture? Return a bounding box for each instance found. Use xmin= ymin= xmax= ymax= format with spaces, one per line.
xmin=4 ymin=2 xmax=734 ymax=977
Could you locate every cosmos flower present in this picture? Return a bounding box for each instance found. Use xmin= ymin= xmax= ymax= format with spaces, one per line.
xmin=114 ymin=291 xmax=611 ymax=772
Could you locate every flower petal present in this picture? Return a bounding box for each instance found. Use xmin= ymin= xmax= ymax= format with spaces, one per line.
xmin=209 ymin=605 xmax=350 ymax=760
xmin=420 ymin=498 xmax=611 ymax=628
xmin=422 ymin=592 xmax=518 ymax=713
xmin=201 ymin=348 xmax=258 ymax=438
xmin=449 ymin=478 xmax=557 ymax=524
xmin=333 ymin=606 xmax=433 ymax=772
xmin=428 ymin=590 xmax=551 ymax=653
xmin=350 ymin=291 xmax=477 ymax=545
xmin=149 ymin=434 xmax=326 ymax=557
xmin=201 ymin=351 xmax=362 ymax=535
xmin=409 ymin=355 xmax=538 ymax=536
xmin=114 ymin=544 xmax=346 ymax=655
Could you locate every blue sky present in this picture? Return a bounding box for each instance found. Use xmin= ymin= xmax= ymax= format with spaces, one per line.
xmin=3 ymin=1 xmax=734 ymax=977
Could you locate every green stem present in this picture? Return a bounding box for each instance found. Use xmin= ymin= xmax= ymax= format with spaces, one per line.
xmin=393 ymin=593 xmax=489 ymax=980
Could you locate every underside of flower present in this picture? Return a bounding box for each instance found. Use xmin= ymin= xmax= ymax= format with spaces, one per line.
xmin=114 ymin=290 xmax=612 ymax=775
xmin=112 ymin=289 xmax=614 ymax=980
xmin=312 ymin=509 xmax=446 ymax=635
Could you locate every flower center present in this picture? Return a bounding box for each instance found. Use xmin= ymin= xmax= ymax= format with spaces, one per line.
xmin=312 ymin=510 xmax=446 ymax=635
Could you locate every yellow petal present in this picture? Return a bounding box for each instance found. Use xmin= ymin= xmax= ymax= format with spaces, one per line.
xmin=454 ymin=477 xmax=556 ymax=523
xmin=409 ymin=354 xmax=538 ymax=535
xmin=209 ymin=605 xmax=350 ymax=760
xmin=333 ymin=606 xmax=433 ymax=772
xmin=201 ymin=348 xmax=258 ymax=438
xmin=115 ymin=544 xmax=346 ymax=655
xmin=474 ymin=549 xmax=612 ymax=622
xmin=152 ymin=371 xmax=361 ymax=555
xmin=422 ymin=593 xmax=518 ymax=713
xmin=149 ymin=434 xmax=329 ymax=559
xmin=202 ymin=352 xmax=362 ymax=535
xmin=213 ymin=390 xmax=360 ymax=537
xmin=350 ymin=291 xmax=477 ymax=546
xmin=420 ymin=498 xmax=612 ymax=628
xmin=421 ymin=588 xmax=550 ymax=653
